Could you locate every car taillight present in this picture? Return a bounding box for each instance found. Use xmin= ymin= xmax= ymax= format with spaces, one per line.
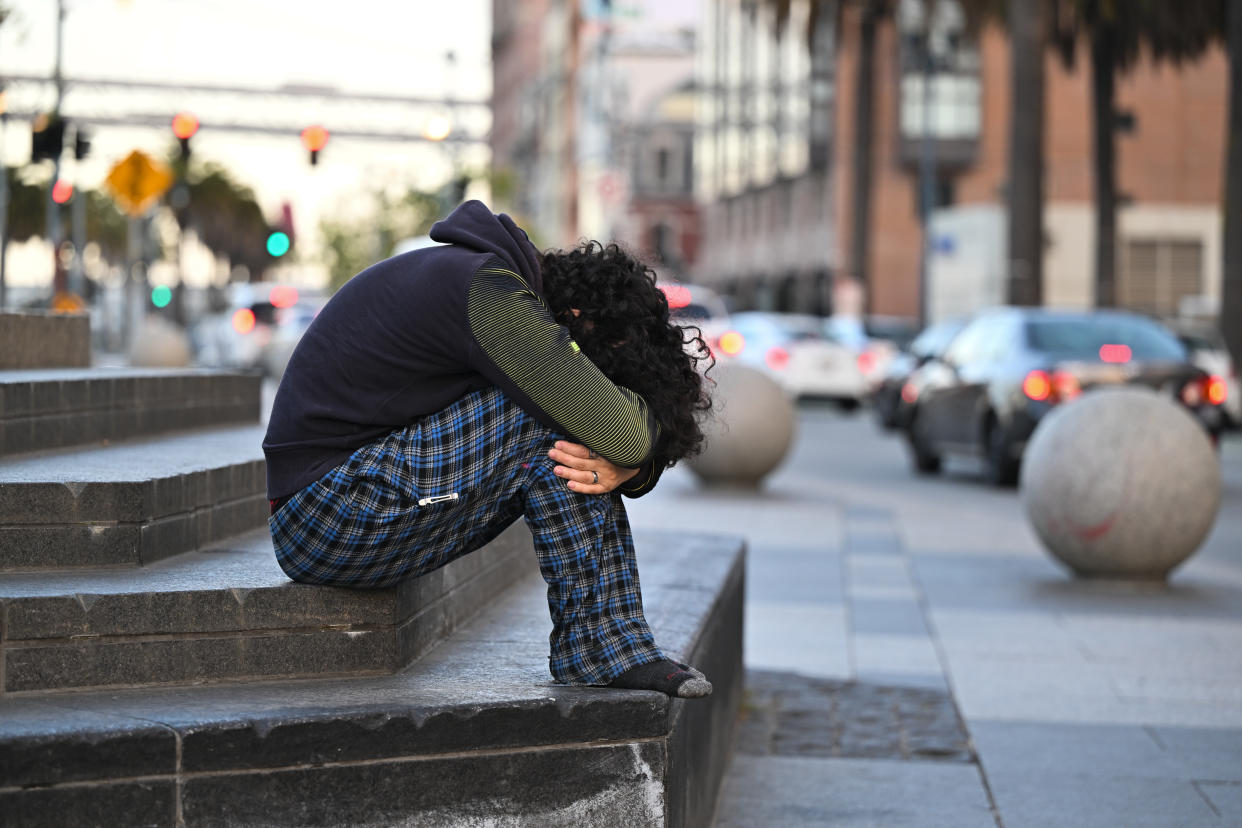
xmin=1022 ymin=370 xmax=1053 ymax=402
xmin=857 ymin=350 xmax=877 ymax=374
xmin=718 ymin=331 xmax=745 ymax=356
xmin=1099 ymin=343 xmax=1131 ymax=363
xmin=269 ymin=285 xmax=299 ymax=308
xmin=1024 ymin=368 xmax=1082 ymax=404
xmin=232 ymin=307 xmax=257 ymax=335
xmin=1207 ymin=375 xmax=1228 ymax=406
xmin=1180 ymin=375 xmax=1225 ymax=406
xmin=1051 ymin=370 xmax=1082 ymax=401
xmin=766 ymin=346 xmax=790 ymax=371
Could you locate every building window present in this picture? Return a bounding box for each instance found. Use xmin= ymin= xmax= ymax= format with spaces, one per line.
xmin=657 ymin=147 xmax=671 ymax=186
xmin=1120 ymin=238 xmax=1204 ymax=317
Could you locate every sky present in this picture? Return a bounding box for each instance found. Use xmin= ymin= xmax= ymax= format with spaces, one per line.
xmin=0 ymin=0 xmax=492 ymax=287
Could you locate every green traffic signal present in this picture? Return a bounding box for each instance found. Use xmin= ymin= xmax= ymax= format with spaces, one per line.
xmin=267 ymin=231 xmax=291 ymax=257
xmin=151 ymin=285 xmax=172 ymax=308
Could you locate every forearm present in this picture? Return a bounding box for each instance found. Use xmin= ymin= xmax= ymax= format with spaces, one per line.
xmin=468 ymin=262 xmax=659 ymax=467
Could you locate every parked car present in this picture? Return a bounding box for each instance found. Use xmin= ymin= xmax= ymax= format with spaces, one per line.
xmin=711 ymin=311 xmax=869 ymax=405
xmin=872 ymin=318 xmax=967 ymax=430
xmin=900 ymin=307 xmax=1226 ymax=486
xmin=822 ymin=314 xmax=919 ymax=393
xmin=658 ymin=281 xmax=732 ymax=357
xmin=191 ymin=283 xmax=324 ymax=377
xmin=659 ymin=281 xmax=729 ymax=325
xmin=1167 ymin=320 xmax=1239 ymax=430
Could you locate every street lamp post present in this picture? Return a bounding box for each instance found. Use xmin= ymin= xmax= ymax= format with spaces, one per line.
xmin=917 ymin=15 xmax=939 ymax=329
xmin=48 ymin=0 xmax=67 ymax=298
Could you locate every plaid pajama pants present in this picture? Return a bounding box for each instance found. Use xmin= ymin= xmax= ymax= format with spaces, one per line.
xmin=268 ymin=386 xmax=665 ymax=685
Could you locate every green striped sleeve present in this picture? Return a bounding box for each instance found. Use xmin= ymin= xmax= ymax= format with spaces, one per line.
xmin=467 ymin=264 xmax=658 ymax=468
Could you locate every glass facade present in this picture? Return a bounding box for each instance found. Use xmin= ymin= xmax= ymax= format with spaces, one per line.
xmin=697 ymin=0 xmax=829 ymax=201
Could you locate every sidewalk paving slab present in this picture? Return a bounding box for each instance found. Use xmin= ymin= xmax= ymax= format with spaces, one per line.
xmin=714 ymin=756 xmax=996 ymax=828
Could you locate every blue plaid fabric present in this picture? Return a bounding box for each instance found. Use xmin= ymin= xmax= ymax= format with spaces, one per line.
xmin=269 ymin=386 xmax=664 ymax=685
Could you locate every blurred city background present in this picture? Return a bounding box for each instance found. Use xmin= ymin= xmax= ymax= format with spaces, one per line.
xmin=1 ymin=0 xmax=1239 ymax=451
xmin=0 ymin=1 xmax=1235 ymax=393
xmin=3 ymin=3 xmax=1242 ymax=824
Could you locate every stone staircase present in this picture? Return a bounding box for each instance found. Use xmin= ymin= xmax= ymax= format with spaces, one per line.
xmin=0 ymin=365 xmax=745 ymax=827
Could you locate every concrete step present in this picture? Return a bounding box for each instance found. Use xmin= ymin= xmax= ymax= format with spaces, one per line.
xmin=0 ymin=312 xmax=90 ymax=370
xmin=0 ymin=522 xmax=533 ymax=695
xmin=0 ymin=530 xmax=745 ymax=828
xmin=0 ymin=367 xmax=260 ymax=456
xmin=0 ymin=425 xmax=268 ymax=572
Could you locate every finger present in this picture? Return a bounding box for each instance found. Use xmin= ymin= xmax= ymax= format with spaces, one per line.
xmin=566 ymin=476 xmax=607 ymax=494
xmin=551 ymin=441 xmax=592 ymax=460
xmin=548 ymin=448 xmax=595 ymax=470
xmin=553 ymin=465 xmax=601 ymax=485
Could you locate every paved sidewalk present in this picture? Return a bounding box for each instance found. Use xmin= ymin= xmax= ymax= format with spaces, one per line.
xmin=625 ymin=406 xmax=1242 ymax=827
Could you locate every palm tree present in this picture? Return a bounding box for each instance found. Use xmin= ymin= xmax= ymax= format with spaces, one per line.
xmin=176 ymin=163 xmax=275 ymax=282
xmin=1005 ymin=0 xmax=1045 ymax=306
xmin=1223 ymin=3 xmax=1242 ymax=367
xmin=766 ymin=0 xmax=893 ymax=313
xmin=1047 ymin=1 xmax=1222 ymax=308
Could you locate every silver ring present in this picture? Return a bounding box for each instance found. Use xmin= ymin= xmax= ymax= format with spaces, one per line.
xmin=592 ymin=471 xmax=599 ymax=485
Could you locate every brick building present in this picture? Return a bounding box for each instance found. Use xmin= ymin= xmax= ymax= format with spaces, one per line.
xmin=490 ymin=0 xmax=702 ymax=275
xmin=695 ymin=0 xmax=1228 ymax=322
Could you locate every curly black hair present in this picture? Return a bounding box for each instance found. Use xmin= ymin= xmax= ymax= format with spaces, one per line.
xmin=539 ymin=241 xmax=713 ymax=467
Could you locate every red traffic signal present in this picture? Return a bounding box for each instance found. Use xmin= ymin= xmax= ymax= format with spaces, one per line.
xmin=172 ymin=112 xmax=199 ymax=161
xmin=51 ymin=179 xmax=74 ymax=204
xmin=171 ymin=112 xmax=199 ymax=140
xmin=301 ymin=125 xmax=329 ymax=165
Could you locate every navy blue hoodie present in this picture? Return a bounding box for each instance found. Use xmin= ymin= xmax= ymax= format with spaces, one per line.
xmin=263 ymin=201 xmax=658 ymax=499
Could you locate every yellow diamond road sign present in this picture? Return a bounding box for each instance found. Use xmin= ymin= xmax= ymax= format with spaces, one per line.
xmin=105 ymin=150 xmax=175 ymax=217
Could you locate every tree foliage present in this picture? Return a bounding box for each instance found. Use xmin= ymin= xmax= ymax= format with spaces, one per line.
xmin=173 ymin=159 xmax=274 ymax=280
xmin=1047 ymin=0 xmax=1223 ymax=70
xmin=4 ymin=167 xmax=128 ymax=263
xmin=319 ymin=187 xmax=443 ymax=292
xmin=4 ymin=167 xmax=45 ymax=244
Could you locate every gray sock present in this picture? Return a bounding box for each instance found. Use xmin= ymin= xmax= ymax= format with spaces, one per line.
xmin=608 ymin=659 xmax=713 ymax=698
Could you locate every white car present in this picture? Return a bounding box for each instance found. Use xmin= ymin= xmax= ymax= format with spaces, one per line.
xmin=1170 ymin=322 xmax=1240 ymax=429
xmin=711 ymin=311 xmax=868 ymax=406
xmin=659 ymin=281 xmax=733 ymax=357
xmin=191 ymin=283 xmax=324 ymax=377
xmin=822 ymin=314 xmax=918 ymax=393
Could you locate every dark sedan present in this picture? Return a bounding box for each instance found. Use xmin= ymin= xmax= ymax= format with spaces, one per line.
xmin=872 ymin=317 xmax=966 ymax=430
xmin=901 ymin=307 xmax=1226 ymax=486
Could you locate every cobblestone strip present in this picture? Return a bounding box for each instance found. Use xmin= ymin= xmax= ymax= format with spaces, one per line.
xmin=734 ymin=669 xmax=975 ymax=763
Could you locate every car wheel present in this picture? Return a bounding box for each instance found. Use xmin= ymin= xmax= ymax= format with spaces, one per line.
xmin=906 ymin=413 xmax=942 ymax=475
xmin=984 ymin=418 xmax=1020 ymax=487
xmin=873 ymin=394 xmax=897 ymax=430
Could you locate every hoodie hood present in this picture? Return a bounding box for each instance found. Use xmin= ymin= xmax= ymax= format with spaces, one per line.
xmin=429 ymin=200 xmax=543 ymax=292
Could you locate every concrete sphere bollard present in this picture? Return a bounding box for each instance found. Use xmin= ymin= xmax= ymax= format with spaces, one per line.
xmin=128 ymin=316 xmax=192 ymax=368
xmin=1020 ymin=387 xmax=1220 ymax=581
xmin=687 ymin=362 xmax=796 ymax=487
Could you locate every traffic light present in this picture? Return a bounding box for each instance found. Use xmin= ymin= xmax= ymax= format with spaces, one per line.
xmin=267 ymin=202 xmax=296 ymax=259
xmin=51 ymin=179 xmax=73 ymax=204
xmin=266 ymin=230 xmax=291 ymax=258
xmin=171 ymin=112 xmax=199 ymax=161
xmin=31 ymin=113 xmax=66 ymax=162
xmin=300 ymin=125 xmax=329 ymax=166
xmin=73 ymin=128 xmax=91 ymax=160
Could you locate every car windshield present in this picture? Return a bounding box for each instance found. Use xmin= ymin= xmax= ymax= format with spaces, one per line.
xmin=671 ymin=303 xmax=719 ymax=323
xmin=865 ymin=317 xmax=919 ymax=349
xmin=909 ymin=320 xmax=965 ymax=358
xmin=1176 ymin=330 xmax=1224 ymax=352
xmin=1024 ymin=316 xmax=1187 ymax=361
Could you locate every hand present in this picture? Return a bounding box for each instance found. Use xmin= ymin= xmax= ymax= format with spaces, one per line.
xmin=548 ymin=440 xmax=641 ymax=494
